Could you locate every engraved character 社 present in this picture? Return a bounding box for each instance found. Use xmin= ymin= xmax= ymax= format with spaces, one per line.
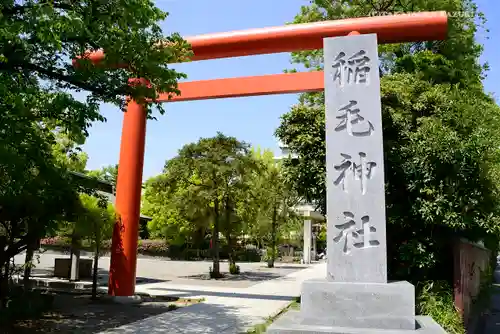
xmin=333 ymin=211 xmax=380 ymax=254
xmin=335 ymin=100 xmax=374 ymax=137
xmin=333 ymin=152 xmax=376 ymax=194
xmin=331 ymin=50 xmax=371 ymax=86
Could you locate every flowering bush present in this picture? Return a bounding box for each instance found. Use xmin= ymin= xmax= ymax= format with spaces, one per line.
xmin=40 ymin=237 xmax=72 ymax=252
xmin=40 ymin=238 xmax=169 ymax=256
xmin=137 ymin=239 xmax=169 ymax=256
xmin=40 ymin=236 xmax=70 ymax=247
xmin=39 ymin=238 xmax=261 ymax=261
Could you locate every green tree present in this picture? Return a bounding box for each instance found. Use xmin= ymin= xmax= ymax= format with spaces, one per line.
xmin=87 ymin=164 xmax=119 ymax=185
xmin=242 ymin=148 xmax=301 ymax=267
xmin=0 ymin=142 xmax=81 ymax=300
xmin=1 ymin=0 xmax=190 ymax=117
xmin=20 ymin=130 xmax=89 ymax=287
xmin=276 ymin=0 xmax=500 ymax=284
xmin=142 ymin=174 xmax=203 ymax=248
xmin=77 ymin=194 xmax=115 ymax=298
xmin=51 ymin=129 xmax=88 ymax=173
xmin=164 ymin=133 xmax=259 ymax=276
xmin=0 ymin=0 xmax=189 ymax=304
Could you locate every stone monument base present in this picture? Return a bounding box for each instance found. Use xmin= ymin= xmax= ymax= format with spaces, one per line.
xmin=267 ymin=312 xmax=446 ymax=333
xmin=266 ymin=279 xmax=446 ymax=334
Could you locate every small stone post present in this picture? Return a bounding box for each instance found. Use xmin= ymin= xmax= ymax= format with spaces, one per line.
xmin=303 ymin=218 xmax=312 ymax=264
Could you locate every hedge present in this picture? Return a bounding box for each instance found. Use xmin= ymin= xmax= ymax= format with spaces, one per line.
xmin=39 ymin=237 xmax=261 ymax=262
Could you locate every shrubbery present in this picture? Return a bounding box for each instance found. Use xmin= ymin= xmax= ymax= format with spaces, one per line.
xmin=229 ymin=262 xmax=240 ymax=275
xmin=40 ymin=237 xmax=262 ymax=261
xmin=416 ymin=281 xmax=465 ymax=334
xmin=40 ymin=237 xmax=169 ymax=257
xmin=0 ymin=287 xmax=55 ymax=327
xmin=137 ymin=239 xmax=169 ymax=256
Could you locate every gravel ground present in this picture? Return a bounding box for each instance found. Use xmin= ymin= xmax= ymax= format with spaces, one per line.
xmin=13 ymin=250 xmax=310 ymax=288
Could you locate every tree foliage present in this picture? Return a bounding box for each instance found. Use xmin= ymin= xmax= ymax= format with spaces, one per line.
xmin=142 ymin=173 xmax=198 ymax=246
xmin=51 ymin=129 xmax=88 ymax=172
xmin=1 ymin=0 xmax=191 ymax=117
xmin=75 ymin=193 xmax=115 ymax=298
xmin=241 ymin=148 xmax=301 ymax=266
xmin=167 ymin=133 xmax=258 ymax=272
xmin=143 ymin=143 xmax=306 ymax=269
xmin=144 ymin=133 xmax=260 ymax=275
xmin=276 ymin=0 xmax=500 ymax=282
xmin=87 ymin=164 xmax=118 ymax=184
xmin=0 ymin=0 xmax=190 ymax=302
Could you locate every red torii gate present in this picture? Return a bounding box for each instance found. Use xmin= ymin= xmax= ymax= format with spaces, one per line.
xmin=77 ymin=12 xmax=448 ymax=297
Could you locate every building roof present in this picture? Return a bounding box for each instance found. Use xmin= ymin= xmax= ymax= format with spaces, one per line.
xmin=69 ymin=171 xmax=151 ymax=221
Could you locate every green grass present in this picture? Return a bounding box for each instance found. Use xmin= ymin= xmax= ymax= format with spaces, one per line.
xmin=246 ymin=297 xmax=300 ymax=334
xmin=416 ymin=281 xmax=465 ymax=334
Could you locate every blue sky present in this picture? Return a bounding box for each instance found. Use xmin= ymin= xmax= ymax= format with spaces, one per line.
xmin=82 ymin=0 xmax=499 ymax=181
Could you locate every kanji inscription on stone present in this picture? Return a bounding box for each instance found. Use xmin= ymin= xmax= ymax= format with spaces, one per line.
xmin=333 ymin=212 xmax=380 ymax=254
xmin=331 ymin=50 xmax=371 ymax=86
xmin=333 ymin=152 xmax=376 ymax=195
xmin=325 ymin=34 xmax=388 ymax=283
xmin=335 ymin=100 xmax=375 ymax=137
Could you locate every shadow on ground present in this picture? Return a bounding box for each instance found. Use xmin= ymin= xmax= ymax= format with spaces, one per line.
xmin=27 ymin=268 xmax=168 ymax=286
xmin=149 ymin=287 xmax=297 ymax=301
xmin=260 ymin=265 xmax=310 ymax=270
xmin=182 ymin=270 xmax=283 ymax=282
xmin=96 ymin=269 xmax=169 ymax=286
xmin=4 ymin=293 xmax=247 ymax=334
xmin=4 ymin=294 xmax=257 ymax=333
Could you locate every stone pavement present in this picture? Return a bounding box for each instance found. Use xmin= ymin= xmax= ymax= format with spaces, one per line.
xmin=14 ymin=251 xmax=302 ymax=288
xmin=482 ymin=258 xmax=500 ymax=334
xmin=98 ymin=262 xmax=327 ymax=334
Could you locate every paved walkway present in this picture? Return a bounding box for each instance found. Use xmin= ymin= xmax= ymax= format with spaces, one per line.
xmin=482 ymin=258 xmax=500 ymax=334
xmin=99 ymin=262 xmax=326 ymax=334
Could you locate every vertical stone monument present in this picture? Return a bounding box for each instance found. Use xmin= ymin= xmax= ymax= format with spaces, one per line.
xmin=267 ymin=34 xmax=447 ymax=333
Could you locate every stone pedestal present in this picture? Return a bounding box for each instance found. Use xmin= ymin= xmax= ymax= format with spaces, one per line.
xmin=301 ymin=280 xmax=415 ymax=330
xmin=267 ymin=313 xmax=446 ymax=333
xmin=54 ymin=258 xmax=93 ymax=280
xmin=266 ymin=33 xmax=446 ymax=333
xmin=267 ymin=279 xmax=446 ymax=333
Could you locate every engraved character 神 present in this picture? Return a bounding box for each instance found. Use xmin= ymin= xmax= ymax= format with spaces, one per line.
xmin=333 ymin=212 xmax=380 ymax=254
xmin=335 ymin=100 xmax=374 ymax=137
xmin=331 ymin=50 xmax=371 ymax=86
xmin=333 ymin=152 xmax=376 ymax=194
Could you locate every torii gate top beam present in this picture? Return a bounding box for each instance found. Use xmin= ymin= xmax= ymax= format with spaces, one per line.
xmin=83 ymin=11 xmax=447 ymax=63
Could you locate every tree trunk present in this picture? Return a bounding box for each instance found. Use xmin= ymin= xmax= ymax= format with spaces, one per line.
xmin=224 ymin=197 xmax=235 ymax=266
xmin=268 ymin=206 xmax=278 ymax=268
xmin=212 ymin=198 xmax=221 ymax=277
xmin=0 ymin=235 xmax=12 ymax=308
xmin=0 ymin=262 xmax=10 ymax=308
xmin=92 ymin=222 xmax=101 ymax=299
xmin=23 ymin=240 xmax=36 ymax=289
xmin=92 ymin=244 xmax=99 ymax=299
xmin=227 ymin=233 xmax=234 ymax=266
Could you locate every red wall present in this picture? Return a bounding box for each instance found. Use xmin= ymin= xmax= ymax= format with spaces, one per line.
xmin=453 ymin=239 xmax=491 ymax=326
